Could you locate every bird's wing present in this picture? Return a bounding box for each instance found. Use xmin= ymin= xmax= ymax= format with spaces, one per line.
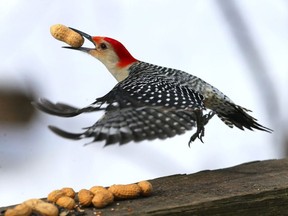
xmin=49 ymin=107 xmax=197 ymax=146
xmin=33 ymin=71 xmax=206 ymax=117
xmin=32 ymin=98 xmax=103 ymax=117
xmin=114 ymin=72 xmax=206 ymax=110
xmin=33 ymin=72 xmax=210 ymax=145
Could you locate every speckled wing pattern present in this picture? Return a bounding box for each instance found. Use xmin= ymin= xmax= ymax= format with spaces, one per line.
xmin=69 ymin=108 xmax=197 ymax=145
xmin=34 ymin=63 xmax=208 ymax=145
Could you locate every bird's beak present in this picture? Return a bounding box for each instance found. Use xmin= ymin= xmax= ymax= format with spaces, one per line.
xmin=62 ymin=27 xmax=96 ymax=52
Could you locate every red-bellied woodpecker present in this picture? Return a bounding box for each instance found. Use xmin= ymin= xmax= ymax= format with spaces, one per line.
xmin=34 ymin=27 xmax=272 ymax=146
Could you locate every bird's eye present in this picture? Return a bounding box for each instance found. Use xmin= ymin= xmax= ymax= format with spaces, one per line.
xmin=100 ymin=43 xmax=107 ymax=50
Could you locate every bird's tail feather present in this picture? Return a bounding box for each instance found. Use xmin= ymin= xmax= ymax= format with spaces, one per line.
xmin=217 ymin=103 xmax=272 ymax=133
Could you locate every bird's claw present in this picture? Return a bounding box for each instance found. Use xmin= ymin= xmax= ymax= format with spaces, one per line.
xmin=188 ymin=126 xmax=205 ymax=147
xmin=188 ymin=111 xmax=215 ymax=147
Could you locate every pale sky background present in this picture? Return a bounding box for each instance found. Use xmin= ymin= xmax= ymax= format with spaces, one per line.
xmin=0 ymin=0 xmax=287 ymax=206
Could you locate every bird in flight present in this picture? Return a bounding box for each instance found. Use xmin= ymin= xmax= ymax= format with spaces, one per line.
xmin=33 ymin=27 xmax=272 ymax=146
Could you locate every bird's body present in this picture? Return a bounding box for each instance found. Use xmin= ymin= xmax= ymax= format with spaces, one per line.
xmin=34 ymin=28 xmax=272 ymax=146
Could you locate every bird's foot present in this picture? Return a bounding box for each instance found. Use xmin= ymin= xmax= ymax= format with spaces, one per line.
xmin=188 ymin=111 xmax=215 ymax=147
xmin=188 ymin=126 xmax=205 ymax=146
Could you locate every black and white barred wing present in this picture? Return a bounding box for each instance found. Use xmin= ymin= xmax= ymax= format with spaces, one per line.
xmin=34 ymin=98 xmax=198 ymax=145
xmin=49 ymin=107 xmax=197 ymax=145
xmin=33 ymin=71 xmax=207 ymax=145
xmin=117 ymin=69 xmax=205 ymax=110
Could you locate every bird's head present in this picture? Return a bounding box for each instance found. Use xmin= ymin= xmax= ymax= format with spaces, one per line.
xmin=64 ymin=27 xmax=138 ymax=81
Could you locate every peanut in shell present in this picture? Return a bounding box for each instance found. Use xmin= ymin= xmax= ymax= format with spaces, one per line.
xmin=56 ymin=196 xmax=76 ymax=210
xmin=50 ymin=24 xmax=84 ymax=48
xmin=108 ymin=183 xmax=141 ymax=199
xmin=78 ymin=189 xmax=94 ymax=206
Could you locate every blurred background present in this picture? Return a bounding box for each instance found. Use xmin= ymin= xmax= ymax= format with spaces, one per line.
xmin=0 ymin=0 xmax=287 ymax=206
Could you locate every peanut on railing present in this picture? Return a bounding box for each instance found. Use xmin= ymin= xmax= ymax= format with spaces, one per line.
xmin=4 ymin=180 xmax=153 ymax=216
